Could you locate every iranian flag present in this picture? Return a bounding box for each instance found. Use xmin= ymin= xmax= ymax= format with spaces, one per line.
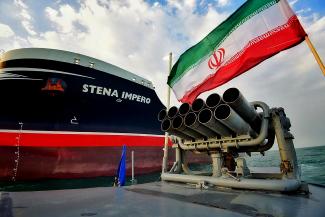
xmin=168 ymin=0 xmax=306 ymax=103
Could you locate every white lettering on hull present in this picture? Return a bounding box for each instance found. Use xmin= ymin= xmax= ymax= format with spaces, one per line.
xmin=82 ymin=84 xmax=151 ymax=104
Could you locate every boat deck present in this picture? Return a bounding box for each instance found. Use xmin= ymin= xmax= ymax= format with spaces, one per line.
xmin=1 ymin=181 xmax=325 ymax=217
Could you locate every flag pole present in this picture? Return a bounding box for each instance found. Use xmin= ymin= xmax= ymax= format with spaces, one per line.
xmin=162 ymin=52 xmax=172 ymax=173
xmin=305 ymin=35 xmax=325 ymax=76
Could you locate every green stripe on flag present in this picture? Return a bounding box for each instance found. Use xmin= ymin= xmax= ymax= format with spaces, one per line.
xmin=168 ymin=0 xmax=279 ymax=86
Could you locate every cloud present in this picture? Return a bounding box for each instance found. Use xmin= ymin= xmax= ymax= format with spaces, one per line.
xmin=14 ymin=0 xmax=37 ymax=35
xmin=24 ymin=0 xmax=228 ymax=106
xmin=0 ymin=21 xmax=29 ymax=51
xmin=0 ymin=0 xmax=324 ymax=148
xmin=0 ymin=23 xmax=15 ymax=38
xmin=289 ymin=0 xmax=299 ymax=7
xmin=45 ymin=5 xmax=79 ymax=34
xmin=217 ymin=0 xmax=230 ymax=7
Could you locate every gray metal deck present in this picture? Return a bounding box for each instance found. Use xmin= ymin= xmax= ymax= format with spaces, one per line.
xmin=1 ymin=181 xmax=325 ymax=217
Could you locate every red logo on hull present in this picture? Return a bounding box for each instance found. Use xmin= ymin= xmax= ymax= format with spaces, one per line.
xmin=41 ymin=78 xmax=67 ymax=96
xmin=208 ymin=48 xmax=225 ymax=70
xmin=42 ymin=78 xmax=66 ymax=92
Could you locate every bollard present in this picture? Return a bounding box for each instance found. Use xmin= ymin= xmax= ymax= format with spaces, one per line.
xmin=131 ymin=151 xmax=137 ymax=185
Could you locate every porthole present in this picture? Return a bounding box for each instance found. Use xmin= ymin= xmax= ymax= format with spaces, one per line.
xmin=74 ymin=58 xmax=80 ymax=64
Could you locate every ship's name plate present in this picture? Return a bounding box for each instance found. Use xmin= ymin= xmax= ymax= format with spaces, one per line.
xmin=82 ymin=84 xmax=151 ymax=104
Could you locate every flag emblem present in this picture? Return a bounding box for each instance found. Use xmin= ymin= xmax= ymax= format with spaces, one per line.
xmin=208 ymin=48 xmax=225 ymax=70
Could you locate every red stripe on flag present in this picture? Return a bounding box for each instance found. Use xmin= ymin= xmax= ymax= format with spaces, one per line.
xmin=181 ymin=16 xmax=306 ymax=103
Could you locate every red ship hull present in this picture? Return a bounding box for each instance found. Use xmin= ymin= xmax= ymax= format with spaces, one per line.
xmin=0 ymin=146 xmax=167 ymax=181
xmin=0 ymin=131 xmax=207 ymax=181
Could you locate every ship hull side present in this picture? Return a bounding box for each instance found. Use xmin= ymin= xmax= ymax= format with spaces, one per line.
xmin=0 ymin=144 xmax=208 ymax=181
xmin=0 ymin=146 xmax=170 ymax=181
xmin=0 ymin=55 xmax=210 ymax=181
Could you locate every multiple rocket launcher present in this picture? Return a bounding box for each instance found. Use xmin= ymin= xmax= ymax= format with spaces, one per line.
xmin=158 ymin=88 xmax=261 ymax=141
xmin=159 ymin=88 xmax=302 ymax=192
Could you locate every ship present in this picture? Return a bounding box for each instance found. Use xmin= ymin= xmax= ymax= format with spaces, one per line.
xmin=0 ymin=48 xmax=206 ymax=181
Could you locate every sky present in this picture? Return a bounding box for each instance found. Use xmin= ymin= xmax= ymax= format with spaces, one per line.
xmin=0 ymin=0 xmax=324 ymax=148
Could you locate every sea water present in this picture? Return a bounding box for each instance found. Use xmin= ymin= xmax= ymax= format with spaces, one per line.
xmin=1 ymin=145 xmax=324 ymax=191
xmin=244 ymin=145 xmax=325 ymax=185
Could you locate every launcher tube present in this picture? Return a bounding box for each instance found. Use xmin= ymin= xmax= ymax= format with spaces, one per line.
xmin=158 ymin=109 xmax=167 ymax=121
xmin=198 ymin=108 xmax=232 ymax=137
xmin=161 ymin=119 xmax=193 ymax=141
xmin=214 ymin=104 xmax=256 ymax=136
xmin=172 ymin=116 xmax=204 ymax=139
xmin=206 ymin=93 xmax=223 ymax=109
xmin=179 ymin=103 xmax=191 ymax=116
xmin=167 ymin=106 xmax=178 ymax=118
xmin=223 ymin=88 xmax=261 ymax=131
xmin=184 ymin=112 xmax=218 ymax=138
xmin=191 ymin=98 xmax=206 ymax=113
